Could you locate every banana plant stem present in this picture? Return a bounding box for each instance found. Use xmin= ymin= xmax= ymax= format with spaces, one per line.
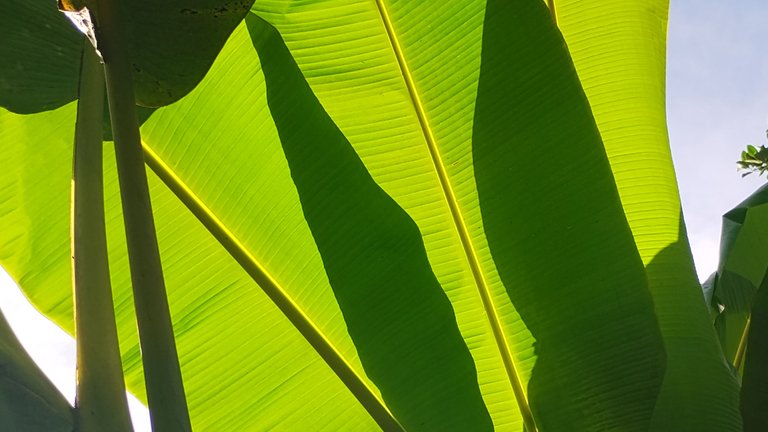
xmin=92 ymin=0 xmax=192 ymax=429
xmin=72 ymin=38 xmax=133 ymax=432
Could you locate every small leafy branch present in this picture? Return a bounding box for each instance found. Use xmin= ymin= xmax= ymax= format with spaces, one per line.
xmin=738 ymin=130 xmax=768 ymax=177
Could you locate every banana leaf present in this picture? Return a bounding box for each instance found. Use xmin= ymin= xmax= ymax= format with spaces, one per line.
xmin=0 ymin=0 xmax=743 ymax=430
xmin=557 ymin=1 xmax=741 ymax=428
xmin=2 ymin=0 xmax=252 ymax=111
xmin=708 ymin=184 xmax=768 ymax=431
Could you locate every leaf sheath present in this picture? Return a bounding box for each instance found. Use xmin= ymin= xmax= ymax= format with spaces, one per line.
xmin=71 ymin=38 xmax=133 ymax=432
xmin=92 ymin=0 xmax=192 ymax=429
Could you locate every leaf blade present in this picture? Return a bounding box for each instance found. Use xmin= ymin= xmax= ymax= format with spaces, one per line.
xmin=557 ymin=1 xmax=742 ymax=429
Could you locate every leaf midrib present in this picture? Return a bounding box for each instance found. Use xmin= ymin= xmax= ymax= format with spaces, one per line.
xmin=141 ymin=141 xmax=404 ymax=432
xmin=372 ymin=0 xmax=535 ymax=430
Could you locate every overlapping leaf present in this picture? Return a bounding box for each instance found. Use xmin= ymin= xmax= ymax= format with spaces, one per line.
xmin=706 ymin=184 xmax=768 ymax=430
xmin=0 ymin=1 xmax=81 ymax=113
xmin=0 ymin=312 xmax=73 ymax=431
xmin=713 ymin=184 xmax=768 ymax=319
xmin=2 ymin=0 xmax=253 ymax=110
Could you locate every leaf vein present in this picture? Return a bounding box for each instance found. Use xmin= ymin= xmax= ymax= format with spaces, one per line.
xmin=372 ymin=1 xmax=535 ymax=429
xmin=141 ymin=141 xmax=404 ymax=431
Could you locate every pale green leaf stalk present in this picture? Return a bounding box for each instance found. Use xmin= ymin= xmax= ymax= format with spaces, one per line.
xmin=90 ymin=0 xmax=192 ymax=429
xmin=71 ymin=38 xmax=133 ymax=432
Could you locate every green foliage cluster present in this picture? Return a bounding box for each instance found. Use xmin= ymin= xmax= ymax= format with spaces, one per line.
xmin=738 ymin=131 xmax=768 ymax=177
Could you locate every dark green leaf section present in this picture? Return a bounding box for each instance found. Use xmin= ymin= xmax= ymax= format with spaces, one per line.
xmin=0 ymin=0 xmax=81 ymax=113
xmin=247 ymin=15 xmax=493 ymax=432
xmin=714 ymin=183 xmax=768 ymax=312
xmin=708 ymin=184 xmax=768 ymax=430
xmin=123 ymin=0 xmax=255 ymax=107
xmin=717 ymin=271 xmax=758 ymax=314
xmin=0 ymin=0 xmax=254 ymax=110
xmin=741 ymin=271 xmax=768 ymax=431
xmin=0 ymin=311 xmax=74 ymax=431
xmin=712 ymin=305 xmax=748 ymax=367
xmin=645 ymin=224 xmax=741 ymax=431
xmin=710 ymin=185 xmax=768 ymax=361
xmin=472 ymin=1 xmax=665 ymax=430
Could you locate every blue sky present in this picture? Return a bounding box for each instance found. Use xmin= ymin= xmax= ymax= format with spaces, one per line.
xmin=668 ymin=0 xmax=768 ymax=278
xmin=1 ymin=2 xmax=766 ymax=430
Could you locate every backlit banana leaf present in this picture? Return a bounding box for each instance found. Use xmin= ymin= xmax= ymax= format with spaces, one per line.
xmin=0 ymin=0 xmax=741 ymax=430
xmin=556 ymin=1 xmax=741 ymax=429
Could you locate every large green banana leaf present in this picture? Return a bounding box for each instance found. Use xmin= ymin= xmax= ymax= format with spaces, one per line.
xmin=0 ymin=0 xmax=741 ymax=430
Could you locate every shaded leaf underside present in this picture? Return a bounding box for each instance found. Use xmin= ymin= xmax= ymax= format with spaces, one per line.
xmin=0 ymin=312 xmax=73 ymax=431
xmin=709 ymin=184 xmax=768 ymax=431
